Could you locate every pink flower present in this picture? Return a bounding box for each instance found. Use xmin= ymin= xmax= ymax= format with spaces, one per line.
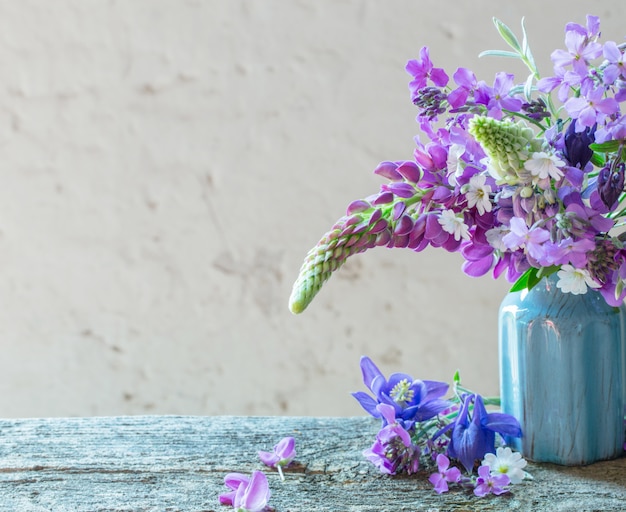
xmin=219 ymin=471 xmax=271 ymax=512
xmin=473 ymin=465 xmax=510 ymax=497
xmin=428 ymin=454 xmax=461 ymax=494
xmin=258 ymin=437 xmax=296 ymax=481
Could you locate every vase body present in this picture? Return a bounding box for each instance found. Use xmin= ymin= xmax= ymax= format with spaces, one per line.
xmin=499 ymin=275 xmax=626 ymax=465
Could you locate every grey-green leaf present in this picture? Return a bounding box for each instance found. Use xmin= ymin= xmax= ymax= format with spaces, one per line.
xmin=479 ymin=50 xmax=521 ymax=59
xmin=493 ymin=17 xmax=522 ymax=53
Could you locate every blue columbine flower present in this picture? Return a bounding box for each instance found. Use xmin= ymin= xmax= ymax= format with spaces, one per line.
xmin=352 ymin=356 xmax=451 ymax=424
xmin=446 ymin=394 xmax=522 ymax=473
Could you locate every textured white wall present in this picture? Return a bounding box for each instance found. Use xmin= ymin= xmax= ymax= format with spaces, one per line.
xmin=0 ymin=1 xmax=622 ymax=417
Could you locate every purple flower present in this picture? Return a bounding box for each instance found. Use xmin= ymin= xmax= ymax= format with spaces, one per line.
xmin=352 ymin=356 xmax=450 ymax=423
xmin=406 ymin=47 xmax=449 ymax=101
xmin=544 ymin=237 xmax=595 ymax=267
xmin=473 ymin=465 xmax=510 ymax=497
xmin=502 ymin=217 xmax=551 ymax=263
xmin=447 ymin=394 xmax=522 ymax=473
xmin=363 ymin=403 xmax=420 ymax=475
xmin=258 ymin=437 xmax=296 ymax=481
xmin=562 ymin=121 xmax=595 ymax=169
xmin=428 ymin=453 xmax=462 ymax=494
xmin=219 ymin=471 xmax=271 ymax=512
xmin=565 ymin=87 xmax=620 ymax=131
xmin=475 ymin=72 xmax=522 ymax=119
xmin=448 ymin=67 xmax=478 ymax=109
xmin=551 ymin=29 xmax=602 ymax=76
xmin=602 ymin=41 xmax=626 ymax=85
xmin=597 ymin=163 xmax=626 ymax=210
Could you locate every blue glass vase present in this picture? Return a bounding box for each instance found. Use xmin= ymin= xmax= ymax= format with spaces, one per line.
xmin=499 ymin=274 xmax=626 ymax=465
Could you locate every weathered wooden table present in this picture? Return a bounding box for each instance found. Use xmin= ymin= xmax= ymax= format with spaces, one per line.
xmin=0 ymin=415 xmax=624 ymax=511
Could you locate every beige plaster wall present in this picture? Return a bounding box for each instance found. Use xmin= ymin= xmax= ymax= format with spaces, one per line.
xmin=0 ymin=1 xmax=622 ymax=417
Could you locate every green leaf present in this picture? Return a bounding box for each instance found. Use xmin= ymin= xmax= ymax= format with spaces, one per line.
xmin=509 ymin=267 xmax=534 ymax=293
xmin=453 ymin=370 xmax=461 ymax=385
xmin=535 ymin=266 xmax=559 ymax=287
xmin=591 ymin=152 xmax=606 ymax=167
xmin=478 ymin=49 xmax=520 ymax=59
xmin=589 ymin=140 xmax=622 ymax=152
xmin=493 ymin=17 xmax=522 ymax=53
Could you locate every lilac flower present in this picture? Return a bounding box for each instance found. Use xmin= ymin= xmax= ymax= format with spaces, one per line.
xmin=428 ymin=453 xmax=462 ymax=494
xmin=352 ymin=356 xmax=450 ymax=423
xmin=448 ymin=67 xmax=478 ymax=109
xmin=543 ymin=237 xmax=595 ymax=267
xmin=447 ymin=394 xmax=522 ymax=473
xmin=363 ymin=403 xmax=420 ymax=475
xmin=602 ymin=41 xmax=626 ymax=85
xmin=219 ymin=471 xmax=271 ymax=512
xmin=474 ymin=72 xmax=522 ymax=119
xmin=502 ymin=217 xmax=551 ymax=262
xmin=596 ymin=115 xmax=626 ymax=143
xmin=550 ymin=29 xmax=602 ymax=75
xmin=473 ymin=465 xmax=510 ymax=497
xmin=258 ymin=437 xmax=296 ymax=481
xmin=406 ymin=46 xmax=449 ymax=101
xmin=565 ymin=87 xmax=620 ymax=131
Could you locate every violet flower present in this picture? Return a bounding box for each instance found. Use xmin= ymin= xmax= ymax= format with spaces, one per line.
xmin=428 ymin=453 xmax=462 ymax=494
xmin=218 ymin=471 xmax=271 ymax=512
xmin=446 ymin=394 xmax=522 ymax=473
xmin=352 ymin=356 xmax=450 ymax=423
xmin=258 ymin=437 xmax=296 ymax=481
xmin=405 ymin=46 xmax=449 ymax=101
xmin=473 ymin=465 xmax=510 ymax=497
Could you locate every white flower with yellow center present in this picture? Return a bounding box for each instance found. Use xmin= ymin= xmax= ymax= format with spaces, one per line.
xmin=556 ymin=265 xmax=602 ymax=295
xmin=524 ymin=151 xmax=566 ymax=181
xmin=481 ymin=447 xmax=528 ymax=484
xmin=465 ymin=174 xmax=493 ymax=215
xmin=438 ymin=210 xmax=470 ymax=241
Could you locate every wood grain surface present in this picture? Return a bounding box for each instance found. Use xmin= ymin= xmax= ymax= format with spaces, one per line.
xmin=0 ymin=415 xmax=624 ymax=511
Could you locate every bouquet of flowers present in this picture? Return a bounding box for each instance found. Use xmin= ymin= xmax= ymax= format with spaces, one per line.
xmin=288 ymin=14 xmax=626 ymax=315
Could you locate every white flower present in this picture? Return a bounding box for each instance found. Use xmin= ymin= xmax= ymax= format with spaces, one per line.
xmin=446 ymin=144 xmax=466 ymax=185
xmin=556 ymin=265 xmax=602 ymax=295
xmin=485 ymin=225 xmax=509 ymax=251
xmin=523 ymin=151 xmax=565 ymax=181
xmin=481 ymin=447 xmax=528 ymax=485
xmin=465 ymin=174 xmax=493 ymax=215
xmin=438 ymin=209 xmax=470 ymax=241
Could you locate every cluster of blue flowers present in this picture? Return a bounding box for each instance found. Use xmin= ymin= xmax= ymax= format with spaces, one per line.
xmin=353 ymin=356 xmax=526 ymax=496
xmin=289 ymin=15 xmax=626 ymax=315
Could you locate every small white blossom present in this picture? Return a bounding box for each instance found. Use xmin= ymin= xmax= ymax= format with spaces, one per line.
xmin=438 ymin=210 xmax=470 ymax=241
xmin=556 ymin=265 xmax=602 ymax=295
xmin=481 ymin=447 xmax=528 ymax=485
xmin=466 ymin=174 xmax=493 ymax=215
xmin=524 ymin=151 xmax=565 ymax=181
xmin=485 ymin=226 xmax=509 ymax=251
xmin=446 ymin=144 xmax=466 ymax=185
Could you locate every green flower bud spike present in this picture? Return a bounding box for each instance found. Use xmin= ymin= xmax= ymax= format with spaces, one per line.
xmin=468 ymin=116 xmax=540 ymax=185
